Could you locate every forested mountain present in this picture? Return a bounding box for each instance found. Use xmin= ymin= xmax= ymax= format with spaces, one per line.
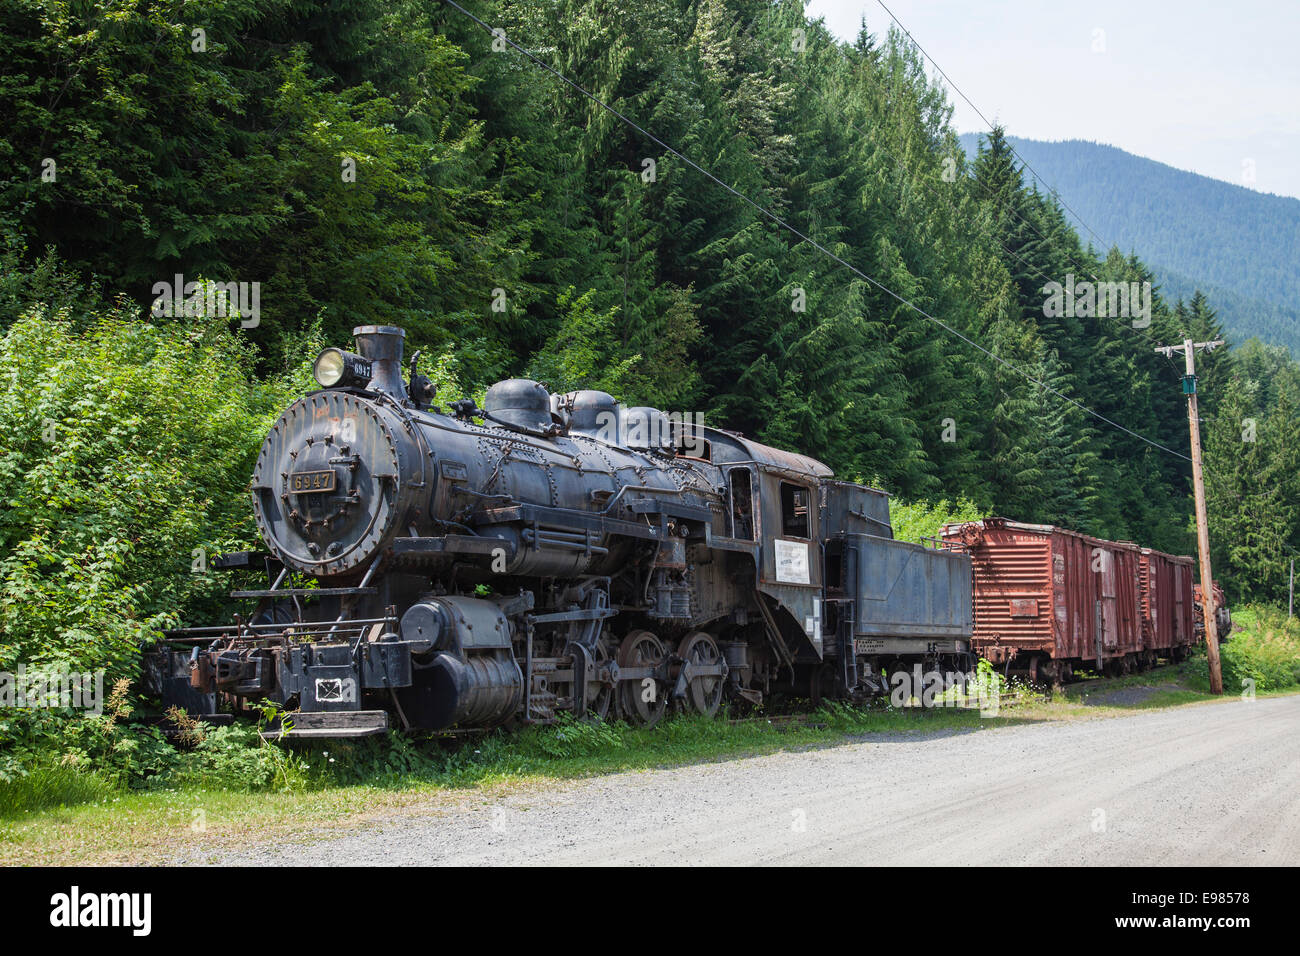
xmin=958 ymin=134 xmax=1300 ymax=355
xmin=1 ymin=0 xmax=1297 ymax=638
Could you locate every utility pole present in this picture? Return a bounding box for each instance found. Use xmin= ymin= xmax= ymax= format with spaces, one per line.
xmin=1290 ymin=558 xmax=1294 ymax=620
xmin=1155 ymin=338 xmax=1225 ymax=694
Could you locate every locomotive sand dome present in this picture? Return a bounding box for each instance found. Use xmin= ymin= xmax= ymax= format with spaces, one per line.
xmin=148 ymin=323 xmax=983 ymax=737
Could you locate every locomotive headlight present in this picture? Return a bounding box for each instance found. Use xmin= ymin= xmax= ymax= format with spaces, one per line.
xmin=313 ymin=348 xmax=372 ymax=389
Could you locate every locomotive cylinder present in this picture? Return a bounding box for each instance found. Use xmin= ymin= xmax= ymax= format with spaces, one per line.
xmin=399 ymin=596 xmax=523 ymax=729
xmin=415 ymin=653 xmax=523 ymax=729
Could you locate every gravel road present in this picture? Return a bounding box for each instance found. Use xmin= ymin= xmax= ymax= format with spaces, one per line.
xmin=198 ymin=695 xmax=1300 ymax=866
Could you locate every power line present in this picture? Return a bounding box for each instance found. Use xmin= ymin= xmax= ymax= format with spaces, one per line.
xmin=438 ymin=0 xmax=1190 ymax=463
xmin=668 ymin=5 xmax=1107 ymax=291
xmin=873 ymin=0 xmax=1115 ymax=254
xmin=769 ymin=13 xmax=1174 ymax=383
xmin=708 ymin=21 xmax=1133 ymax=361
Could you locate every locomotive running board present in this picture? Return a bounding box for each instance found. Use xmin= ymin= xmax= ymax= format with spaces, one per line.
xmin=262 ymin=710 xmax=389 ymax=739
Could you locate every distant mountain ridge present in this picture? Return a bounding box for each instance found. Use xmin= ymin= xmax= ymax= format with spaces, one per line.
xmin=958 ymin=134 xmax=1300 ymax=355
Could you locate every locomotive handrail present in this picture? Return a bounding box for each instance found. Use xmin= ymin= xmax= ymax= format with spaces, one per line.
xmin=159 ymin=616 xmax=397 ymax=642
xmin=597 ymin=483 xmax=687 ymax=515
xmin=848 ymin=507 xmax=893 ymax=532
xmin=469 ymin=501 xmax=696 ymax=547
xmin=416 ymin=412 xmax=575 ymax=461
xmin=449 ymin=486 xmax=515 ymax=504
xmin=526 ymin=607 xmax=617 ymax=624
xmin=230 ymin=586 xmax=378 ymax=598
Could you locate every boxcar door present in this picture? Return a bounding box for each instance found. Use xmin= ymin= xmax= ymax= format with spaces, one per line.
xmin=1174 ymin=567 xmax=1187 ymax=642
xmin=1100 ymin=549 xmax=1119 ymax=650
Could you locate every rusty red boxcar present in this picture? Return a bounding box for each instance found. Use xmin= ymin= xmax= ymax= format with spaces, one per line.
xmin=1138 ymin=548 xmax=1197 ymax=661
xmin=940 ymin=519 xmax=1144 ymax=681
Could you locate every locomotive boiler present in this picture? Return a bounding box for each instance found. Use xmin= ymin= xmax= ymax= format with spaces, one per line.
xmin=148 ymin=325 xmax=974 ymax=737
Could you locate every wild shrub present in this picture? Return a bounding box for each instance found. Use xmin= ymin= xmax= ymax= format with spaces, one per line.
xmin=1186 ymin=605 xmax=1300 ymax=692
xmin=889 ymin=497 xmax=986 ymax=545
xmin=0 ymin=300 xmax=313 ymax=679
xmin=529 ymin=712 xmax=628 ymax=759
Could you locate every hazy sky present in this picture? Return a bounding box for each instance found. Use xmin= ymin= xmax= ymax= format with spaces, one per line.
xmin=805 ymin=0 xmax=1300 ymax=199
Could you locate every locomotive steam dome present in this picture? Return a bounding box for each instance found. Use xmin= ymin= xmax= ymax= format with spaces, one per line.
xmin=251 ymin=328 xmax=423 ymax=577
xmin=483 ymin=378 xmax=553 ymax=434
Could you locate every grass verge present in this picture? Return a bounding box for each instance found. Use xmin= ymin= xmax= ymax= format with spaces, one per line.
xmin=1 ymin=703 xmax=995 ymax=865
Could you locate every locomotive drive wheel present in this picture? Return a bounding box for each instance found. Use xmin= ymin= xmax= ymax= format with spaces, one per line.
xmin=676 ymin=631 xmax=724 ymax=717
xmin=588 ymin=641 xmax=613 ymax=721
xmin=617 ymin=630 xmax=667 ymax=727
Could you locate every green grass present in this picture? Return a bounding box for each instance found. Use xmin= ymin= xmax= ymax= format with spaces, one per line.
xmin=0 ymin=763 xmax=114 ymax=819
xmin=258 ymin=702 xmax=999 ymax=791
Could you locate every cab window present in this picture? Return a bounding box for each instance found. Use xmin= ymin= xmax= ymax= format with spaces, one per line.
xmin=728 ymin=468 xmax=755 ymax=540
xmin=780 ymin=482 xmax=811 ymax=538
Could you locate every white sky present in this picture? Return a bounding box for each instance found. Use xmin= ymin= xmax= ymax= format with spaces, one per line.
xmin=805 ymin=0 xmax=1300 ymax=199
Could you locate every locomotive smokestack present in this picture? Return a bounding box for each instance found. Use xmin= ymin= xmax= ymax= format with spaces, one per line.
xmin=353 ymin=325 xmax=407 ymax=400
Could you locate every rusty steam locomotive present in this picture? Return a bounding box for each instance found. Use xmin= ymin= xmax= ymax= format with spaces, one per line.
xmin=147 ymin=325 xmax=975 ymax=737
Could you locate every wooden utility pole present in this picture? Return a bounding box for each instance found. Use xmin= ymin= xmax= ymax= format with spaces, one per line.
xmin=1155 ymin=339 xmax=1224 ymax=694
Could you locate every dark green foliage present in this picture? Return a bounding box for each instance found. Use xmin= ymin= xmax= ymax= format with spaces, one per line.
xmin=0 ymin=0 xmax=530 ymax=369
xmin=1185 ymin=606 xmax=1300 ymax=693
xmin=1203 ymin=360 xmax=1300 ymax=603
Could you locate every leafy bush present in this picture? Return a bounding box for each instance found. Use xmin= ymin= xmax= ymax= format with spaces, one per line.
xmin=170 ymin=724 xmax=312 ymax=793
xmin=531 ymin=713 xmax=628 ymax=758
xmin=0 ymin=288 xmax=323 ymax=814
xmin=0 ymin=692 xmax=312 ymax=813
xmin=1186 ymin=604 xmax=1300 ymax=692
xmin=0 ymin=300 xmax=313 ymax=678
xmin=889 ymin=496 xmax=986 ymax=545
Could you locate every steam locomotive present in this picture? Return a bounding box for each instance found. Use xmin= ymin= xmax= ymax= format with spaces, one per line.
xmin=147 ymin=325 xmax=975 ymax=737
